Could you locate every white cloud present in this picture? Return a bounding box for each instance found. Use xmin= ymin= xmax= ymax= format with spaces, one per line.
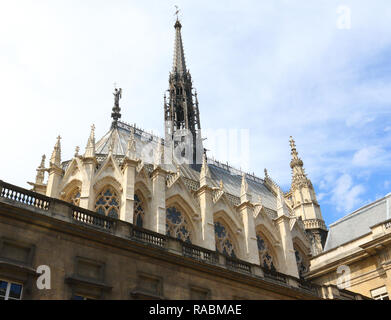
xmin=331 ymin=174 xmax=365 ymax=213
xmin=352 ymin=146 xmax=388 ymax=167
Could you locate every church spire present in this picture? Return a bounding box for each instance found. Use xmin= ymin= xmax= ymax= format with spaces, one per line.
xmin=173 ymin=19 xmax=187 ymax=74
xmin=164 ymin=16 xmax=203 ymax=165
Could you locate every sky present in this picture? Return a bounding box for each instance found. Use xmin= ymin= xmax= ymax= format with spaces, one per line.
xmin=1 ymin=0 xmax=391 ymax=226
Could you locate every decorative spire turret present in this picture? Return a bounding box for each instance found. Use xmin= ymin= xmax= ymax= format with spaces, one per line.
xmin=240 ymin=173 xmax=251 ymax=203
xmin=288 ymin=136 xmax=328 ymax=254
xmin=200 ymin=152 xmax=211 ymax=186
xmin=35 ymin=155 xmax=46 ymax=184
xmin=84 ymin=124 xmax=96 ymax=158
xmin=50 ymin=136 xmax=61 ymax=167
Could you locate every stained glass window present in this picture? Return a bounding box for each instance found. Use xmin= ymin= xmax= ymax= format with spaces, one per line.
xmin=94 ymin=186 xmax=120 ymax=219
xmin=214 ymin=221 xmax=236 ymax=258
xmin=256 ymin=234 xmax=276 ymax=271
xmin=295 ymin=248 xmax=308 ymax=277
xmin=166 ymin=207 xmax=191 ymax=243
xmin=133 ymin=193 xmax=145 ymax=228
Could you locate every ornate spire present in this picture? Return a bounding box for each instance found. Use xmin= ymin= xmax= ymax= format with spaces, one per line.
xmin=84 ymin=124 xmax=96 ymax=158
xmin=111 ymin=88 xmax=122 ymax=128
xmin=240 ymin=173 xmax=251 ymax=203
xmin=173 ymin=18 xmax=186 ymax=74
xmin=289 ymin=136 xmax=304 ymax=170
xmin=35 ymin=155 xmax=46 ymax=184
xmin=200 ymin=152 xmax=211 ymax=186
xmin=165 ymin=17 xmax=203 ymax=165
xmin=289 ymin=136 xmax=309 ymax=191
xmin=50 ymin=136 xmax=61 ymax=167
xmin=126 ymin=127 xmax=137 ymax=160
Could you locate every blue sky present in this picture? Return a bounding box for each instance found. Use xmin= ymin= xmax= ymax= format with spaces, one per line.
xmin=1 ymin=0 xmax=391 ymax=226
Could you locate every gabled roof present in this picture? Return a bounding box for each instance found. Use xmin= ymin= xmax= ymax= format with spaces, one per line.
xmin=324 ymin=194 xmax=391 ymax=251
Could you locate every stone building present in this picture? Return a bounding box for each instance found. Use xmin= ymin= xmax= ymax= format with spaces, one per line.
xmin=0 ymin=18 xmax=366 ymax=300
xmin=308 ymin=193 xmax=391 ymax=300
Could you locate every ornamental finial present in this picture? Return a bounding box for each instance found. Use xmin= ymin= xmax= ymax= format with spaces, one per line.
xmin=289 ymin=136 xmax=296 ymax=151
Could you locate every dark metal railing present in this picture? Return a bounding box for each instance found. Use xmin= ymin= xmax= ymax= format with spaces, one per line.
xmin=0 ymin=180 xmax=51 ymax=211
xmin=225 ymin=256 xmax=252 ymax=273
xmin=182 ymin=242 xmax=218 ymax=264
xmin=131 ymin=225 xmax=167 ymax=248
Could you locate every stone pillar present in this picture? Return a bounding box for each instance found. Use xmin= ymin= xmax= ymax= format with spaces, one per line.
xmin=274 ymin=215 xmax=299 ymax=278
xmin=150 ymin=167 xmax=167 ymax=234
xmin=79 ymin=159 xmax=97 ymax=210
xmin=46 ymin=166 xmax=62 ymax=198
xmin=238 ymin=202 xmax=259 ymax=264
xmin=120 ymin=158 xmax=138 ymax=223
xmin=197 ymin=185 xmax=215 ymax=250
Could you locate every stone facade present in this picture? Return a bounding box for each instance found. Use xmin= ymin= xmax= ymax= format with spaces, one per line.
xmin=0 ymin=180 xmax=366 ymax=300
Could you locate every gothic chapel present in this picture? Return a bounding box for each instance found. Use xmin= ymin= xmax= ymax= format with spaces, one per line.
xmin=29 ymin=18 xmax=328 ymax=282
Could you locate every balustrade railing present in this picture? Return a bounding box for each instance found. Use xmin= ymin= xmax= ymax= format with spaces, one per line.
xmin=297 ymin=278 xmax=318 ymax=293
xmin=131 ymin=225 xmax=167 ymax=248
xmin=182 ymin=243 xmax=218 ymax=264
xmin=262 ymin=267 xmax=287 ymax=284
xmin=0 ymin=180 xmax=50 ymax=211
xmin=71 ymin=206 xmax=116 ymax=232
xmin=225 ymin=256 xmax=252 ymax=273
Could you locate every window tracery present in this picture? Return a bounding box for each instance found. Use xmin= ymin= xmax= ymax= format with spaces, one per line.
xmin=256 ymin=234 xmax=276 ymax=271
xmin=94 ymin=186 xmax=120 ymax=219
xmin=295 ymin=248 xmax=309 ymax=277
xmin=133 ymin=193 xmax=145 ymax=228
xmin=166 ymin=207 xmax=191 ymax=243
xmin=68 ymin=187 xmax=81 ymax=206
xmin=214 ymin=221 xmax=236 ymax=258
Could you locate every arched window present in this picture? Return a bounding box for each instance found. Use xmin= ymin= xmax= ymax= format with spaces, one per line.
xmin=67 ymin=187 xmax=81 ymax=207
xmin=94 ymin=186 xmax=120 ymax=219
xmin=295 ymin=248 xmax=309 ymax=278
xmin=133 ymin=193 xmax=145 ymax=228
xmin=214 ymin=221 xmax=236 ymax=258
xmin=166 ymin=207 xmax=191 ymax=243
xmin=256 ymin=234 xmax=276 ymax=271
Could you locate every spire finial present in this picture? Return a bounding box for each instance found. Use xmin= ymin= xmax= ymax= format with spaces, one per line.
xmin=174 ymin=5 xmax=180 ymax=21
xmin=35 ymin=154 xmax=46 ymax=184
xmin=172 ymin=11 xmax=186 ymax=74
xmin=84 ymin=124 xmax=96 ymax=158
xmin=289 ymin=136 xmax=296 ymax=151
xmin=111 ymin=88 xmax=122 ymax=127
xmin=74 ymin=146 xmax=80 ymax=157
xmin=50 ymin=135 xmax=61 ymax=167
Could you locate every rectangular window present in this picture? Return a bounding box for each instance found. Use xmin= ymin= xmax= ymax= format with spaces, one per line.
xmin=371 ymin=286 xmax=389 ymax=300
xmin=0 ymin=280 xmax=23 ymax=300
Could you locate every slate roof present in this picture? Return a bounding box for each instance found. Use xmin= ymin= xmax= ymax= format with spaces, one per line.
xmin=324 ymin=195 xmax=390 ymax=251
xmin=92 ymin=121 xmax=278 ymax=212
